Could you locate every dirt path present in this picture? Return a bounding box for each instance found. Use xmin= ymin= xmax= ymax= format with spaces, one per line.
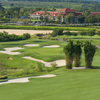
xmin=0 ymin=74 xmax=56 ymax=85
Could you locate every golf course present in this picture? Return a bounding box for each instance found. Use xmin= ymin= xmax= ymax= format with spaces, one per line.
xmin=0 ymin=28 xmax=100 ymax=100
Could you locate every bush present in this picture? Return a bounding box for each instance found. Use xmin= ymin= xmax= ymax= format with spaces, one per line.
xmin=79 ymin=31 xmax=87 ymax=36
xmin=96 ymin=31 xmax=100 ymax=36
xmin=22 ymin=33 xmax=31 ymax=39
xmin=64 ymin=31 xmax=71 ymax=36
xmin=50 ymin=29 xmax=63 ymax=37
xmin=50 ymin=62 xmax=57 ymax=69
xmin=0 ymin=31 xmax=31 ymax=42
xmin=0 ymin=75 xmax=8 ymax=79
xmin=72 ymin=32 xmax=78 ymax=36
xmin=87 ymin=30 xmax=96 ymax=37
xmin=36 ymin=62 xmax=43 ymax=72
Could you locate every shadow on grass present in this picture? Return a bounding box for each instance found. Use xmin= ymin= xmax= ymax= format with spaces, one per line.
xmin=33 ymin=40 xmax=46 ymax=43
xmin=91 ymin=66 xmax=100 ymax=69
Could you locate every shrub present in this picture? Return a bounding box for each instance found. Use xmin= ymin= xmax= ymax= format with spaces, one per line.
xmin=50 ymin=29 xmax=63 ymax=37
xmin=0 ymin=75 xmax=8 ymax=79
xmin=50 ymin=62 xmax=57 ymax=69
xmin=0 ymin=31 xmax=31 ymax=42
xmin=96 ymin=31 xmax=100 ymax=36
xmin=22 ymin=33 xmax=31 ymax=39
xmin=79 ymin=31 xmax=87 ymax=36
xmin=87 ymin=30 xmax=96 ymax=37
xmin=72 ymin=32 xmax=78 ymax=36
xmin=36 ymin=62 xmax=43 ymax=72
xmin=64 ymin=31 xmax=71 ymax=36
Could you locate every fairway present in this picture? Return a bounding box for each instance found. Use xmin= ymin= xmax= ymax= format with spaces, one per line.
xmin=0 ymin=37 xmax=100 ymax=100
xmin=0 ymin=69 xmax=100 ymax=100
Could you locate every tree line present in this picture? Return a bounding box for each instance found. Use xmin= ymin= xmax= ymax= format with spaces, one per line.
xmin=50 ymin=29 xmax=100 ymax=37
xmin=0 ymin=31 xmax=30 ymax=42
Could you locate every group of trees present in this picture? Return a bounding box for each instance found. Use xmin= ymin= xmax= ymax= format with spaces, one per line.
xmin=50 ymin=29 xmax=100 ymax=38
xmin=63 ymin=40 xmax=97 ymax=69
xmin=0 ymin=31 xmax=30 ymax=42
xmin=64 ymin=13 xmax=100 ymax=24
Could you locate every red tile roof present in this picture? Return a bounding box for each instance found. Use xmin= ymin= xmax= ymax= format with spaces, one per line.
xmin=33 ymin=11 xmax=44 ymax=15
xmin=57 ymin=8 xmax=77 ymax=12
xmin=90 ymin=12 xmax=100 ymax=16
xmin=74 ymin=12 xmax=83 ymax=17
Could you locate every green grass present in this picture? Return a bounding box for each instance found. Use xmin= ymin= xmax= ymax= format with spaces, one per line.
xmin=56 ymin=34 xmax=100 ymax=39
xmin=0 ymin=25 xmax=99 ymax=31
xmin=0 ymin=37 xmax=100 ymax=99
xmin=1 ymin=69 xmax=100 ymax=100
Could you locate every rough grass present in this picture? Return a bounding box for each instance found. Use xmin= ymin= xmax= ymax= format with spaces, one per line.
xmin=0 ymin=25 xmax=99 ymax=31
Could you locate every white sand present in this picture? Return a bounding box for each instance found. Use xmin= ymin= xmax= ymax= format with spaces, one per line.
xmin=0 ymin=47 xmax=24 ymax=55
xmin=0 ymin=29 xmax=52 ymax=35
xmin=23 ymin=44 xmax=39 ymax=47
xmin=0 ymin=74 xmax=56 ymax=85
xmin=23 ymin=56 xmax=66 ymax=67
xmin=72 ymin=67 xmax=86 ymax=70
xmin=42 ymin=45 xmax=60 ymax=48
xmin=23 ymin=56 xmax=86 ymax=69
xmin=96 ymin=45 xmax=100 ymax=48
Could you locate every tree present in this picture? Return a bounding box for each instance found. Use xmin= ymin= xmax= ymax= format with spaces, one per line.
xmin=44 ymin=16 xmax=49 ymax=23
xmin=96 ymin=14 xmax=100 ymax=23
xmin=84 ymin=41 xmax=97 ymax=68
xmin=73 ymin=41 xmax=82 ymax=67
xmin=83 ymin=10 xmax=90 ymax=17
xmin=79 ymin=31 xmax=87 ymax=37
xmin=63 ymin=40 xmax=74 ymax=69
xmin=57 ymin=15 xmax=61 ymax=23
xmin=77 ymin=15 xmax=85 ymax=23
xmin=87 ymin=30 xmax=96 ymax=37
xmin=40 ymin=16 xmax=43 ymax=22
xmin=85 ymin=15 xmax=96 ymax=23
xmin=52 ymin=7 xmax=56 ymax=12
xmin=50 ymin=29 xmax=63 ymax=37
xmin=96 ymin=31 xmax=100 ymax=36
xmin=65 ymin=13 xmax=74 ymax=24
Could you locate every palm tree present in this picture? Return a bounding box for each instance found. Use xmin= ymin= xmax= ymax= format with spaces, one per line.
xmin=63 ymin=40 xmax=74 ymax=69
xmin=73 ymin=41 xmax=82 ymax=67
xmin=84 ymin=41 xmax=97 ymax=68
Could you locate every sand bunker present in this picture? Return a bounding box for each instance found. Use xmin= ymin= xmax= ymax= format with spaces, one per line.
xmin=23 ymin=56 xmax=86 ymax=69
xmin=23 ymin=56 xmax=66 ymax=67
xmin=0 ymin=29 xmax=52 ymax=35
xmin=23 ymin=44 xmax=39 ymax=47
xmin=0 ymin=47 xmax=24 ymax=55
xmin=42 ymin=45 xmax=60 ymax=48
xmin=72 ymin=67 xmax=86 ymax=70
xmin=0 ymin=74 xmax=56 ymax=85
xmin=96 ymin=45 xmax=100 ymax=48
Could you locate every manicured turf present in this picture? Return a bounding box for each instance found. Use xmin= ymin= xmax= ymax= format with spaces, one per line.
xmin=0 ymin=69 xmax=100 ymax=100
xmin=0 ymin=37 xmax=100 ymax=100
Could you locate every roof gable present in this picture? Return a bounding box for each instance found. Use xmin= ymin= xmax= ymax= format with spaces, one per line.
xmin=57 ymin=8 xmax=77 ymax=13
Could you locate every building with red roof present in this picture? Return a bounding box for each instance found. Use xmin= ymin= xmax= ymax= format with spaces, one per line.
xmin=30 ymin=8 xmax=100 ymax=23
